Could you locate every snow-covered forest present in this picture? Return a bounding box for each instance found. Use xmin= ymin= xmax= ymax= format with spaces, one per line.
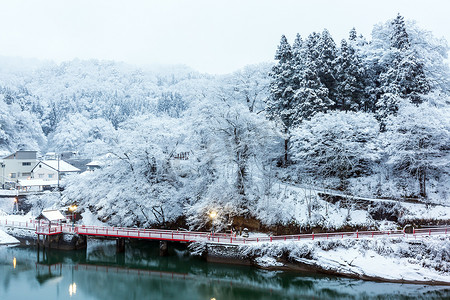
xmin=1 ymin=15 xmax=449 ymax=230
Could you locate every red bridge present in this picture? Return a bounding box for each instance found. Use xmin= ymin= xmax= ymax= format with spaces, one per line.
xmin=1 ymin=218 xmax=448 ymax=244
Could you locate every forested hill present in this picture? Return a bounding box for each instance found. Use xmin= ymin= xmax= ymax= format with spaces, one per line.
xmin=1 ymin=15 xmax=449 ymax=229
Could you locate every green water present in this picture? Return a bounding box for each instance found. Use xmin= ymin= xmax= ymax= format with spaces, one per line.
xmin=0 ymin=240 xmax=448 ymax=300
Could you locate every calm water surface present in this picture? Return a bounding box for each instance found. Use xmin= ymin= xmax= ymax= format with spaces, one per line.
xmin=0 ymin=240 xmax=448 ymax=300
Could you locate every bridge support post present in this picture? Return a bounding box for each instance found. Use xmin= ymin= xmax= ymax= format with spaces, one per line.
xmin=116 ymin=238 xmax=125 ymax=253
xmin=159 ymin=241 xmax=168 ymax=256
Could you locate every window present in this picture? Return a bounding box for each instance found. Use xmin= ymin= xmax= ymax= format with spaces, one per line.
xmin=10 ymin=173 xmax=16 ymax=178
xmin=48 ymin=174 xmax=54 ymax=179
xmin=22 ymin=162 xmax=31 ymax=166
xmin=22 ymin=172 xmax=31 ymax=177
xmin=38 ymin=174 xmax=44 ymax=178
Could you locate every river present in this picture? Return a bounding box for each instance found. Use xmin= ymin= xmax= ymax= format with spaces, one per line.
xmin=0 ymin=240 xmax=448 ymax=299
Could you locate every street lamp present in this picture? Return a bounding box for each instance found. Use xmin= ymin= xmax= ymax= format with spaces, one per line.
xmin=14 ymin=197 xmax=18 ymax=213
xmin=209 ymin=210 xmax=217 ymax=234
xmin=68 ymin=204 xmax=77 ymax=225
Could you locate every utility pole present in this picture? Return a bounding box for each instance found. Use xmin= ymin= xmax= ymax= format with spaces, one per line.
xmin=57 ymin=154 xmax=60 ymax=190
xmin=0 ymin=163 xmax=4 ymax=189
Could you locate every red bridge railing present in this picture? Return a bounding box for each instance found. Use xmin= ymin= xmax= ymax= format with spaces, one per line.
xmin=0 ymin=218 xmax=448 ymax=244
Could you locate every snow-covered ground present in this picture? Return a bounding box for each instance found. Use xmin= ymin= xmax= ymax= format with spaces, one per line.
xmin=80 ymin=210 xmax=109 ymax=226
xmin=0 ymin=229 xmax=19 ymax=245
xmin=0 ymin=214 xmax=38 ymax=240
xmin=257 ymin=182 xmax=450 ymax=230
xmin=240 ymin=236 xmax=450 ymax=284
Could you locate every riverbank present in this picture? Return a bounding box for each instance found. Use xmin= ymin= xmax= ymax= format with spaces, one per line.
xmin=0 ymin=229 xmax=19 ymax=246
xmin=199 ymin=235 xmax=450 ymax=286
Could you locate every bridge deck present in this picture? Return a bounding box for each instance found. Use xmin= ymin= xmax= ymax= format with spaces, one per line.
xmin=0 ymin=218 xmax=448 ymax=245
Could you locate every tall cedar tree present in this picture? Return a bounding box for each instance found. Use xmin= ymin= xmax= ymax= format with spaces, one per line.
xmin=267 ymin=35 xmax=296 ymax=166
xmin=335 ymin=39 xmax=366 ymax=111
xmin=377 ymin=14 xmax=430 ymax=121
xmin=291 ymin=34 xmax=304 ymax=95
xmin=293 ymin=33 xmax=334 ymax=121
xmin=317 ymin=29 xmax=338 ymax=105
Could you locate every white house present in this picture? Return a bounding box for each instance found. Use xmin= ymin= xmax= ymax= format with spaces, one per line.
xmin=31 ymin=160 xmax=80 ymax=181
xmin=0 ymin=151 xmax=38 ymax=189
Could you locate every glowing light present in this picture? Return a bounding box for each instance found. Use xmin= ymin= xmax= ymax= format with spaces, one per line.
xmin=69 ymin=283 xmax=77 ymax=296
xmin=68 ymin=205 xmax=77 ymax=212
xmin=13 ymin=257 xmax=16 ymax=269
xmin=209 ymin=211 xmax=217 ymax=219
xmin=211 ymin=298 xmax=216 ymax=300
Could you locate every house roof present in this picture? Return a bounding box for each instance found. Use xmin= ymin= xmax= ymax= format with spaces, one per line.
xmin=31 ymin=160 xmax=80 ymax=173
xmin=17 ymin=179 xmax=58 ymax=187
xmin=38 ymin=210 xmax=66 ymax=222
xmin=66 ymin=158 xmax=92 ymax=172
xmin=3 ymin=151 xmax=37 ymax=160
xmin=86 ymin=160 xmax=101 ymax=167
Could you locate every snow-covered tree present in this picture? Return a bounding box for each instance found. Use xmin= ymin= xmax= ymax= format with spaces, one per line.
xmin=267 ymin=35 xmax=296 ymax=165
xmin=375 ymin=14 xmax=430 ymax=120
xmin=384 ymin=101 xmax=450 ymax=198
xmin=390 ymin=14 xmax=410 ymax=51
xmin=63 ymin=115 xmax=186 ymax=227
xmin=335 ymin=39 xmax=366 ymax=111
xmin=157 ymin=91 xmax=188 ymax=118
xmin=375 ymin=93 xmax=402 ymax=127
xmin=0 ymin=95 xmax=46 ymax=152
xmin=225 ymin=63 xmax=272 ymax=113
xmin=185 ymin=99 xmax=281 ymax=229
xmin=317 ymin=29 xmax=338 ymax=103
xmin=291 ymin=33 xmax=305 ymax=89
xmin=292 ymin=34 xmax=334 ymax=122
xmin=294 ymin=58 xmax=333 ymax=121
xmin=349 ymin=27 xmax=358 ymax=42
xmin=291 ymin=111 xmax=379 ymax=189
xmin=49 ymin=113 xmax=116 ymax=156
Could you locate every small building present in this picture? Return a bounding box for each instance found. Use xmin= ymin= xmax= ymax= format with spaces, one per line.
xmin=16 ymin=179 xmax=58 ymax=192
xmin=31 ymin=160 xmax=80 ymax=181
xmin=84 ymin=153 xmax=114 ymax=172
xmin=43 ymin=152 xmax=57 ymax=160
xmin=36 ymin=209 xmax=66 ymax=224
xmin=86 ymin=160 xmax=101 ymax=171
xmin=44 ymin=151 xmax=78 ymax=160
xmin=1 ymin=151 xmax=38 ymax=189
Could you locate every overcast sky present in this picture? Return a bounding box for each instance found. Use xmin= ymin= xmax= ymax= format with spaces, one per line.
xmin=0 ymin=0 xmax=448 ymax=74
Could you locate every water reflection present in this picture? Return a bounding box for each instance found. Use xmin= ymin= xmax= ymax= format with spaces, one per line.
xmin=0 ymin=241 xmax=448 ymax=300
xmin=68 ymin=282 xmax=76 ymax=297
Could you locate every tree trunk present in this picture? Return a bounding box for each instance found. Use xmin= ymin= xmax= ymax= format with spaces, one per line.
xmin=283 ymin=126 xmax=289 ymax=167
xmin=419 ymin=167 xmax=426 ymax=198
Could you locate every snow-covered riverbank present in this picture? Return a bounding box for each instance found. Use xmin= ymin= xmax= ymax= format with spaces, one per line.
xmin=238 ymin=236 xmax=450 ymax=285
xmin=0 ymin=229 xmax=19 ymax=246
